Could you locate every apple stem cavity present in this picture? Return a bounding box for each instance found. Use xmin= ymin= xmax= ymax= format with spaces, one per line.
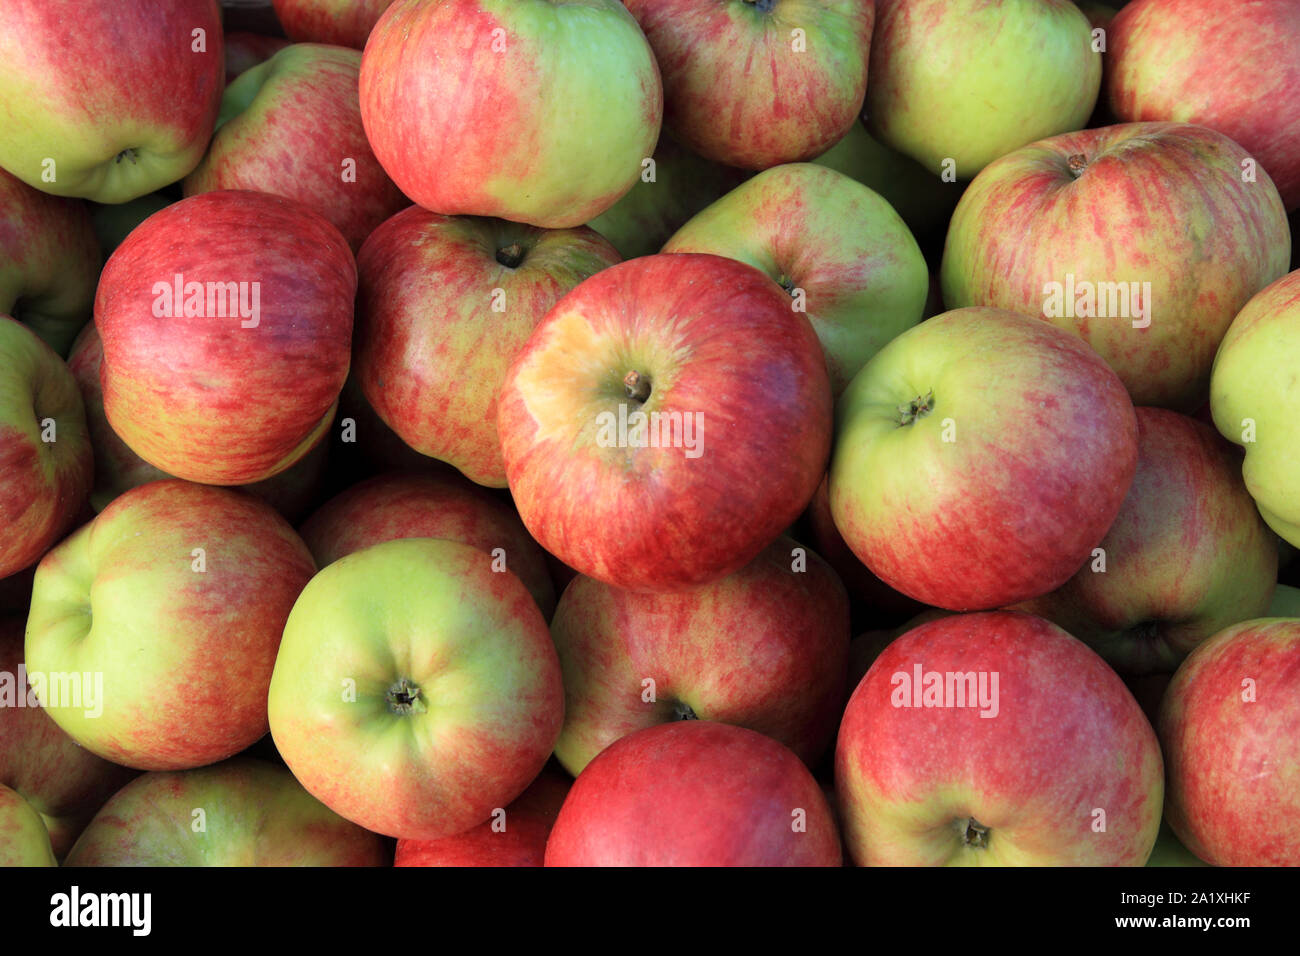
xmin=386 ymin=677 xmax=427 ymax=716
xmin=745 ymin=0 xmax=778 ymax=13
xmin=114 ymin=147 xmax=140 ymax=165
xmin=495 ymin=243 xmax=525 ymax=269
xmin=1066 ymin=153 xmax=1088 ymax=179
xmin=673 ymin=701 xmax=698 ymax=721
xmin=624 ymin=369 xmax=652 ymax=403
xmin=960 ymin=817 xmax=990 ymax=850
xmin=896 ymin=390 xmax=935 ymax=427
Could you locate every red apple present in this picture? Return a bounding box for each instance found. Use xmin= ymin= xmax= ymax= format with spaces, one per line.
xmin=1015 ymin=407 xmax=1277 ymax=675
xmin=545 ymin=720 xmax=841 ymax=866
xmin=837 ymin=611 xmax=1164 ymax=865
xmin=1109 ymin=0 xmax=1300 ymax=211
xmin=941 ymin=122 xmax=1291 ymax=410
xmin=359 ymin=0 xmax=662 ymax=228
xmin=354 ymin=208 xmax=621 ymax=487
xmin=185 ymin=43 xmax=409 ymax=252
xmin=1160 ymin=617 xmax=1300 ymax=866
xmin=549 ymin=534 xmax=850 ymax=775
xmin=499 ymin=253 xmax=832 ymax=593
xmin=272 ymin=0 xmax=396 ymax=48
xmin=95 ymin=190 xmax=355 ymax=485
xmin=298 ymin=470 xmax=557 ymax=618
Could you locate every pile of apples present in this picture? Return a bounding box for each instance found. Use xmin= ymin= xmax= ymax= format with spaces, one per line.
xmin=1 ymin=0 xmax=1298 ymax=868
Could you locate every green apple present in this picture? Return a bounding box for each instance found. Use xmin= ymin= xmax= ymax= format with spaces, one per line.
xmin=0 ymin=784 xmax=57 ymax=866
xmin=267 ymin=537 xmax=564 ymax=840
xmin=1211 ymin=268 xmax=1300 ymax=548
xmin=663 ymin=163 xmax=928 ymax=396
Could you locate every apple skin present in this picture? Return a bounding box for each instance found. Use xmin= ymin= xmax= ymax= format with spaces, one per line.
xmin=95 ymin=190 xmax=356 ymax=486
xmin=1015 ymin=407 xmax=1277 ymax=676
xmin=224 ymin=31 xmax=291 ymax=84
xmin=623 ymin=0 xmax=873 ymax=171
xmin=545 ymin=720 xmax=842 ymax=866
xmin=662 ymin=162 xmax=929 ymax=396
xmin=549 ymin=534 xmax=850 ymax=776
xmin=0 ymin=0 xmax=223 ymax=203
xmin=272 ymin=0 xmax=396 ymax=48
xmin=0 ymin=616 xmax=137 ymax=858
xmin=185 ymin=43 xmax=409 ymax=252
xmin=837 ymin=611 xmax=1164 ymax=866
xmin=499 ymin=253 xmax=832 ymax=594
xmin=1210 ymin=268 xmax=1300 ymax=549
xmin=0 ymin=784 xmax=56 ymax=866
xmin=360 ymin=0 xmax=662 ymax=229
xmin=24 ymin=479 xmax=317 ymax=771
xmin=63 ymin=759 xmax=389 ymax=866
xmin=585 ymin=132 xmax=750 ymax=261
xmin=268 ymin=537 xmax=564 ymax=841
xmin=298 ymin=470 xmax=557 ymax=619
xmin=355 ymin=208 xmax=621 ymax=487
xmin=0 ymin=316 xmax=93 ymax=581
xmin=395 ymin=764 xmax=570 ymax=867
xmin=67 ymin=322 xmax=327 ymax=521
xmin=867 ymin=0 xmax=1100 ymax=178
xmin=1160 ymin=617 xmax=1300 ymax=866
xmin=0 ymin=168 xmax=100 ymax=355
xmin=829 ymin=307 xmax=1139 ymax=611
xmin=1270 ymin=584 xmax=1300 ymax=618
xmin=1109 ymin=0 xmax=1300 ymax=211
xmin=941 ymin=122 xmax=1291 ymax=410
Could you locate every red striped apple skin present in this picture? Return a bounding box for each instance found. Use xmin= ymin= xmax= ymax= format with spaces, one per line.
xmin=830 ymin=308 xmax=1138 ymax=612
xmin=0 ymin=316 xmax=92 ymax=580
xmin=836 ymin=612 xmax=1164 ymax=866
xmin=624 ymin=0 xmax=873 ymax=171
xmin=355 ymin=208 xmax=621 ymax=488
xmin=549 ymin=534 xmax=849 ymax=775
xmin=1161 ymin=618 xmax=1300 ymax=866
xmin=95 ymin=190 xmax=355 ymax=486
xmin=498 ymin=253 xmax=832 ymax=594
xmin=1109 ymin=0 xmax=1300 ymax=212
xmin=941 ymin=122 xmax=1291 ymax=410
xmin=298 ymin=470 xmax=557 ymax=619
xmin=545 ymin=721 xmax=842 ymax=866
xmin=23 ymin=480 xmax=317 ymax=771
xmin=359 ymin=0 xmax=662 ymax=228
xmin=272 ymin=0 xmax=396 ymax=49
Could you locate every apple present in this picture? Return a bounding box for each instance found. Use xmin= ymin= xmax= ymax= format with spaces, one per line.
xmin=395 ymin=764 xmax=570 ymax=867
xmin=223 ymin=31 xmax=290 ymax=84
xmin=837 ymin=611 xmax=1164 ymax=865
xmin=545 ymin=720 xmax=841 ymax=866
xmin=329 ymin=371 xmax=450 ymax=478
xmin=811 ymin=119 xmax=960 ymax=245
xmin=0 ymin=168 xmax=100 ymax=355
xmin=184 ymin=43 xmax=409 ymax=252
xmin=1210 ymin=268 xmax=1300 ymax=549
xmin=0 ymin=784 xmax=55 ymax=866
xmin=585 ymin=132 xmax=749 ymax=261
xmin=549 ymin=534 xmax=849 ymax=776
xmin=867 ymin=0 xmax=1100 ymax=178
xmin=271 ymin=0 xmax=396 ymax=48
xmin=359 ymin=0 xmax=662 ymax=228
xmin=24 ymin=479 xmax=317 ymax=770
xmin=0 ymin=616 xmax=136 ymax=858
xmin=829 ymin=307 xmax=1139 ymax=611
xmin=0 ymin=316 xmax=92 ymax=581
xmin=0 ymin=0 xmax=223 ymax=203
xmin=355 ymin=208 xmax=621 ymax=487
xmin=662 ymin=162 xmax=929 ymax=396
xmin=267 ymin=537 xmax=564 ymax=840
xmin=67 ymin=323 xmax=327 ymax=520
xmin=498 ymin=253 xmax=832 ymax=593
xmin=298 ymin=470 xmax=557 ymax=618
xmin=1269 ymin=584 xmax=1300 ymax=618
xmin=1015 ymin=407 xmax=1277 ymax=675
xmin=1109 ymin=0 xmax=1300 ymax=211
xmin=1160 ymin=617 xmax=1300 ymax=866
xmin=95 ymin=190 xmax=355 ymax=486
xmin=623 ymin=0 xmax=872 ymax=171
xmin=941 ymin=122 xmax=1291 ymax=410
xmin=63 ymin=758 xmax=389 ymax=866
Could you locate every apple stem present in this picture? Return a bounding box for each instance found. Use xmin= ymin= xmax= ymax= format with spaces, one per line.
xmin=673 ymin=701 xmax=698 ymax=720
xmin=896 ymin=390 xmax=935 ymax=426
xmin=960 ymin=817 xmax=990 ymax=849
xmin=1066 ymin=153 xmax=1088 ymax=178
xmin=386 ymin=677 xmax=427 ymax=716
xmin=496 ymin=243 xmax=525 ymax=269
xmin=114 ymin=147 xmax=139 ymax=166
xmin=624 ymin=370 xmax=651 ymax=403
